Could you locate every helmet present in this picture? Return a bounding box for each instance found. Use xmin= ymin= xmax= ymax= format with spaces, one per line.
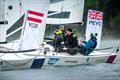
xmin=90 ymin=33 xmax=97 ymax=38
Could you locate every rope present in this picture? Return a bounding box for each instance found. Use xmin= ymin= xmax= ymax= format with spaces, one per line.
xmin=0 ymin=53 xmax=7 ymax=58
xmin=1 ymin=49 xmax=43 ymax=67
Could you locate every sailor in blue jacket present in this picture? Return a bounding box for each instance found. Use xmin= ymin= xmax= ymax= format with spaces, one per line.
xmin=79 ymin=33 xmax=97 ymax=55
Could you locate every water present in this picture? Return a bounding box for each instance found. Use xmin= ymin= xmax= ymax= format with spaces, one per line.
xmin=1 ymin=63 xmax=120 ymax=80
xmin=1 ymin=39 xmax=120 ymax=80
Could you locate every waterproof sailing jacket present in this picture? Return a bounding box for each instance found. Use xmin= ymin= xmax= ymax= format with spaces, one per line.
xmin=65 ymin=33 xmax=78 ymax=48
xmin=82 ymin=37 xmax=97 ymax=50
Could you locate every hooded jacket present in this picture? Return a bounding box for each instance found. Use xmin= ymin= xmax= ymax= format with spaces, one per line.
xmin=83 ymin=37 xmax=97 ymax=50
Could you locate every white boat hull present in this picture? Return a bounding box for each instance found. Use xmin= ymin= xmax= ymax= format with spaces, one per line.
xmin=0 ymin=51 xmax=45 ymax=70
xmin=0 ymin=50 xmax=117 ymax=71
xmin=43 ymin=51 xmax=116 ymax=67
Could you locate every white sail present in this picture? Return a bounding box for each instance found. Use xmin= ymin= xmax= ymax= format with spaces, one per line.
xmin=0 ymin=0 xmax=7 ymax=42
xmin=47 ymin=0 xmax=84 ymax=24
xmin=0 ymin=0 xmax=49 ymax=50
xmin=0 ymin=26 xmax=6 ymax=42
xmin=85 ymin=9 xmax=103 ymax=48
xmin=20 ymin=0 xmax=50 ymax=50
xmin=3 ymin=0 xmax=24 ymax=44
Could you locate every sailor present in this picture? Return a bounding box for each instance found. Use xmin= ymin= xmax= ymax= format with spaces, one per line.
xmin=78 ymin=33 xmax=98 ymax=55
xmin=59 ymin=25 xmax=66 ymax=41
xmin=53 ymin=28 xmax=63 ymax=51
xmin=64 ymin=28 xmax=78 ymax=49
xmin=59 ymin=25 xmax=65 ymax=35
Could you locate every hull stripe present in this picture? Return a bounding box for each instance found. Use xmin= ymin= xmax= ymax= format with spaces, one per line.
xmin=106 ymin=54 xmax=116 ymax=63
xmin=31 ymin=58 xmax=45 ymax=68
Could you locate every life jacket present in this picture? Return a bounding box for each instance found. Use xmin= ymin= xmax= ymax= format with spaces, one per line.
xmin=65 ymin=33 xmax=78 ymax=48
xmin=66 ymin=33 xmax=77 ymax=41
xmin=55 ymin=29 xmax=62 ymax=35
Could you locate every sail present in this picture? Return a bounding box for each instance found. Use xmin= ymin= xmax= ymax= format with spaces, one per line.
xmin=85 ymin=9 xmax=103 ymax=48
xmin=47 ymin=0 xmax=84 ymax=24
xmin=20 ymin=0 xmax=50 ymax=50
xmin=3 ymin=0 xmax=23 ymax=42
xmin=0 ymin=0 xmax=7 ymax=42
xmin=4 ymin=0 xmax=50 ymax=42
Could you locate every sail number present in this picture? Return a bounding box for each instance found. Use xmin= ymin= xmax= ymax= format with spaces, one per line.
xmin=29 ymin=22 xmax=38 ymax=28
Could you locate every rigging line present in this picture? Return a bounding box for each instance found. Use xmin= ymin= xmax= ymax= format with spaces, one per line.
xmin=111 ymin=40 xmax=120 ymax=53
xmin=58 ymin=0 xmax=64 ymax=23
xmin=61 ymin=0 xmax=64 ymax=12
xmin=111 ymin=47 xmax=115 ymax=53
xmin=1 ymin=49 xmax=43 ymax=67
xmin=0 ymin=49 xmax=36 ymax=60
xmin=12 ymin=47 xmax=42 ymax=59
xmin=10 ymin=42 xmax=15 ymax=51
xmin=0 ymin=47 xmax=43 ymax=62
xmin=0 ymin=53 xmax=7 ymax=58
xmin=19 ymin=0 xmax=22 ymax=17
xmin=13 ymin=53 xmax=24 ymax=59
xmin=116 ymin=40 xmax=120 ymax=53
xmin=107 ymin=40 xmax=120 ymax=54
xmin=0 ymin=52 xmax=23 ymax=59
xmin=0 ymin=46 xmax=13 ymax=51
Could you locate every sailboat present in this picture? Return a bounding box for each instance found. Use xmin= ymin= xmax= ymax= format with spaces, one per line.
xmin=0 ymin=0 xmax=118 ymax=71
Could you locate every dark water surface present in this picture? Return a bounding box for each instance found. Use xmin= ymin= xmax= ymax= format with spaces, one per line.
xmin=1 ymin=40 xmax=120 ymax=80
